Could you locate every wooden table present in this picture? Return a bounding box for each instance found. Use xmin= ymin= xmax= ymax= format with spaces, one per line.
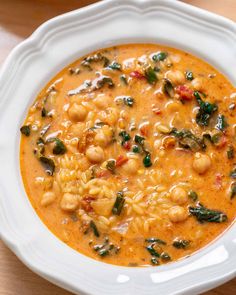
xmin=0 ymin=0 xmax=235 ymax=294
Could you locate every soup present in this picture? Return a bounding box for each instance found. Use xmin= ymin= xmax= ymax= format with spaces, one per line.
xmin=20 ymin=44 xmax=236 ymax=266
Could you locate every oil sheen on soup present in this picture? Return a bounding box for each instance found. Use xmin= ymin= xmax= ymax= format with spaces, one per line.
xmin=20 ymin=44 xmax=236 ymax=267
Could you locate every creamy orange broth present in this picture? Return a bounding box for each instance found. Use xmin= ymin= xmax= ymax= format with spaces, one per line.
xmin=20 ymin=44 xmax=236 ymax=266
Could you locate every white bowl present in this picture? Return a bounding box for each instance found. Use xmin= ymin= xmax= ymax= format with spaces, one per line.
xmin=0 ymin=0 xmax=236 ymax=294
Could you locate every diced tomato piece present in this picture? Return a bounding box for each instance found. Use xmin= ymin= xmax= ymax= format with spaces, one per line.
xmin=96 ymin=170 xmax=110 ymax=178
xmin=215 ymin=135 xmax=228 ymax=148
xmin=215 ymin=173 xmax=223 ymax=189
xmin=81 ymin=195 xmax=96 ymax=212
xmin=140 ymin=123 xmax=149 ymax=136
xmin=175 ymin=85 xmax=194 ymax=100
xmin=130 ymin=71 xmax=146 ymax=79
xmin=116 ymin=155 xmax=128 ymax=167
xmin=123 ymin=141 xmax=131 ymax=150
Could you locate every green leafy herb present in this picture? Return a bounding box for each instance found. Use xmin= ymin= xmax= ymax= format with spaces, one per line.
xmin=93 ymin=237 xmax=120 ymax=257
xmin=89 ymin=121 xmax=107 ymax=130
xmin=94 ymin=75 xmax=114 ymax=90
xmin=194 ymin=91 xmax=218 ymax=126
xmin=123 ymin=96 xmax=134 ymax=107
xmin=106 ymin=160 xmax=116 ymax=174
xmin=107 ymin=61 xmax=122 ymax=71
xmin=230 ymin=168 xmax=236 ymax=179
xmin=119 ymin=131 xmax=131 ymax=145
xmin=39 ymin=156 xmax=55 ymax=176
xmin=134 ymin=135 xmax=145 ymax=145
xmin=145 ymin=67 xmax=157 ymax=84
xmin=143 ymin=154 xmax=152 ymax=167
xmin=163 ymin=79 xmax=174 ymax=97
xmin=47 ymin=137 xmax=67 ymax=155
xmin=172 ymin=239 xmax=190 ymax=249
xmin=189 ymin=204 xmax=228 ymax=223
xmin=40 ymin=124 xmax=51 ymax=137
xmin=216 ymin=114 xmax=228 ymax=132
xmin=41 ymin=107 xmax=47 ymax=118
xmin=132 ymin=145 xmax=140 ymax=153
xmin=230 ymin=182 xmax=236 ymax=199
xmin=146 ymin=244 xmax=160 ymax=257
xmin=185 ymin=71 xmax=194 ymax=81
xmin=120 ymin=74 xmax=128 ymax=85
xmin=145 ymin=238 xmax=166 ymax=245
xmin=20 ymin=125 xmax=31 ymax=137
xmin=152 ymin=52 xmax=168 ymax=62
xmin=227 ymin=146 xmax=235 ymax=159
xmin=170 ymin=128 xmax=206 ymax=152
xmin=112 ymin=191 xmax=125 ymax=215
xmin=188 ymin=190 xmax=198 ymax=202
xmin=81 ymin=53 xmax=110 ymax=70
xmin=160 ymin=252 xmax=171 ymax=261
xmin=90 ymin=220 xmax=100 ymax=237
xmin=150 ymin=257 xmax=159 ymax=265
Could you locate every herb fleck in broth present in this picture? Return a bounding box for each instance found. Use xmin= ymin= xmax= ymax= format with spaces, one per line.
xmin=20 ymin=44 xmax=236 ymax=266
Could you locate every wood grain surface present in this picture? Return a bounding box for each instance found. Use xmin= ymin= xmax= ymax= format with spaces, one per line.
xmin=0 ymin=0 xmax=235 ymax=294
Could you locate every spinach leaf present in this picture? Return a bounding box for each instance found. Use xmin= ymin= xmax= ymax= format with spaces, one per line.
xmin=189 ymin=204 xmax=227 ymax=223
xmin=163 ymin=79 xmax=174 ymax=97
xmin=227 ymin=146 xmax=235 ymax=159
xmin=216 ymin=114 xmax=228 ymax=132
xmin=90 ymin=220 xmax=100 ymax=237
xmin=143 ymin=153 xmax=152 ymax=167
xmin=230 ymin=168 xmax=236 ymax=179
xmin=186 ymin=71 xmax=194 ymax=81
xmin=145 ymin=238 xmax=166 ymax=245
xmin=115 ymin=96 xmax=134 ymax=107
xmin=119 ymin=131 xmax=131 ymax=145
xmin=172 ymin=239 xmax=190 ymax=249
xmin=120 ymin=74 xmax=128 ymax=85
xmin=146 ymin=244 xmax=160 ymax=257
xmin=112 ymin=191 xmax=125 ymax=215
xmin=160 ymin=252 xmax=171 ymax=261
xmin=150 ymin=257 xmax=159 ymax=265
xmin=106 ymin=160 xmax=116 ymax=174
xmin=107 ymin=61 xmax=122 ymax=71
xmin=170 ymin=128 xmax=206 ymax=152
xmin=194 ymin=91 xmax=218 ymax=126
xmin=20 ymin=125 xmax=31 ymax=137
xmin=230 ymin=182 xmax=236 ymax=199
xmin=39 ymin=156 xmax=55 ymax=176
xmin=47 ymin=137 xmax=67 ymax=155
xmin=188 ymin=190 xmax=198 ymax=202
xmin=81 ymin=53 xmax=110 ymax=70
xmin=152 ymin=52 xmax=168 ymax=62
xmin=145 ymin=67 xmax=157 ymax=84
xmin=94 ymin=76 xmax=114 ymax=90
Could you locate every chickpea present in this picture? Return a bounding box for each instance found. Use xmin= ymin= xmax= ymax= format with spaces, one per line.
xmin=122 ymin=159 xmax=139 ymax=175
xmin=94 ymin=128 xmax=112 ymax=147
xmin=99 ymin=107 xmax=118 ymax=125
xmin=94 ymin=94 xmax=111 ymax=109
xmin=165 ymin=100 xmax=181 ymax=112
xmin=193 ymin=153 xmax=211 ymax=174
xmin=168 ymin=206 xmax=188 ymax=222
xmin=69 ymin=122 xmax=85 ymax=137
xmin=170 ymin=187 xmax=188 ymax=205
xmin=86 ymin=146 xmax=104 ymax=163
xmin=68 ymin=103 xmax=87 ymax=122
xmin=165 ymin=70 xmax=185 ymax=85
xmin=41 ymin=191 xmax=56 ymax=207
xmin=60 ymin=193 xmax=79 ymax=211
xmin=191 ymin=77 xmax=203 ymax=91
